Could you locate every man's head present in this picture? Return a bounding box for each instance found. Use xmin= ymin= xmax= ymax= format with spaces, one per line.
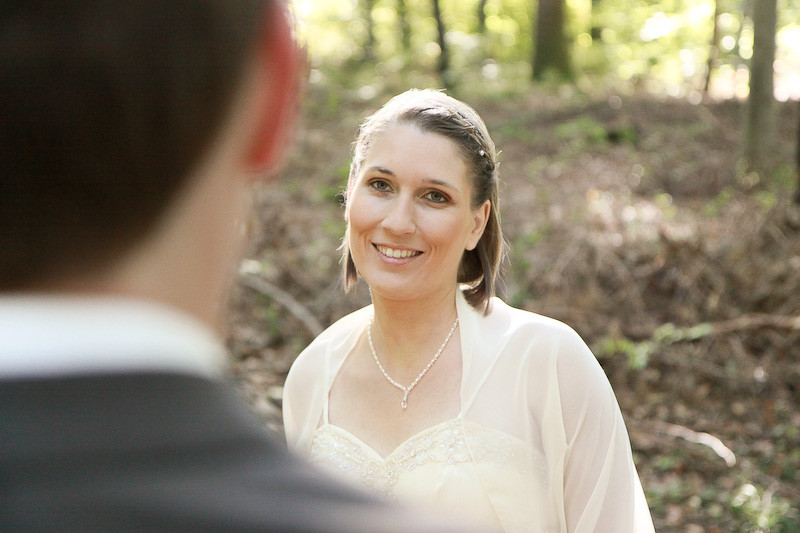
xmin=0 ymin=1 xmax=300 ymax=296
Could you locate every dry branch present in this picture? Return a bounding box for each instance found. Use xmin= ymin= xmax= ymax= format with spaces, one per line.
xmin=238 ymin=260 xmax=325 ymax=337
xmin=707 ymin=314 xmax=800 ymax=335
xmin=636 ymin=313 xmax=800 ymax=348
xmin=631 ymin=421 xmax=800 ymax=502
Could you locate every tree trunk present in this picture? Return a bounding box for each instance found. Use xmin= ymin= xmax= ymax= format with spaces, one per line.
xmin=397 ymin=0 xmax=411 ymax=54
xmin=476 ymin=0 xmax=488 ymax=34
xmin=742 ymin=0 xmax=776 ymax=175
xmin=704 ymin=0 xmax=721 ymax=94
xmin=431 ymin=0 xmax=451 ymax=87
xmin=590 ymin=0 xmax=602 ymax=40
xmin=532 ymin=0 xmax=571 ymax=80
xmin=361 ymin=0 xmax=376 ymax=61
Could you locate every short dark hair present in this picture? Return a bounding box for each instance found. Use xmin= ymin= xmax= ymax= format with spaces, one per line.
xmin=342 ymin=89 xmax=505 ymax=313
xmin=0 ymin=1 xmax=272 ymax=288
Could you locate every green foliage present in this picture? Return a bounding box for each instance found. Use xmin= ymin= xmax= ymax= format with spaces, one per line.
xmin=555 ymin=116 xmax=609 ymax=145
xmin=556 ymin=116 xmax=606 ymax=140
xmin=652 ymin=322 xmax=713 ymax=343
xmin=755 ymin=189 xmax=778 ymax=211
xmin=597 ymin=335 xmax=653 ymax=369
xmin=321 ymin=218 xmax=346 ymax=239
xmin=316 ymin=181 xmax=345 ymax=204
xmin=494 ymin=117 xmax=537 ymax=143
xmin=253 ymin=296 xmax=285 ymax=340
xmin=704 ymin=188 xmax=736 ymax=217
xmin=770 ymin=164 xmax=798 ymax=191
xmin=597 ymin=322 xmax=714 ymax=369
xmin=297 ymin=0 xmax=800 ymax=98
xmin=731 ymin=483 xmax=800 ymax=532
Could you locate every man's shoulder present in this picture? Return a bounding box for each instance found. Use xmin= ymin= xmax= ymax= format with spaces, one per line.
xmin=0 ymin=372 xmax=470 ymax=532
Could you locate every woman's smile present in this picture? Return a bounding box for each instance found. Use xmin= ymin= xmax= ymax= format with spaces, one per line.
xmin=374 ymin=244 xmax=422 ymax=260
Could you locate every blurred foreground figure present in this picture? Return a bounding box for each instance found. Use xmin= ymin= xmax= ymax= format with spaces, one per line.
xmin=0 ymin=3 xmax=466 ymax=531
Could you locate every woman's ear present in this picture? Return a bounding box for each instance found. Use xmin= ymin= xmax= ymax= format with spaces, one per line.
xmin=466 ymin=200 xmax=490 ymax=251
xmin=244 ymin=1 xmax=304 ymax=175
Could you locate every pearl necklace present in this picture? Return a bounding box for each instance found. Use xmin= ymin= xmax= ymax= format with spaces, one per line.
xmin=367 ymin=316 xmax=459 ymax=410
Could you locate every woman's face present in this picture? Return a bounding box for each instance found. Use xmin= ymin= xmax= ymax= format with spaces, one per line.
xmin=346 ymin=123 xmax=490 ymax=304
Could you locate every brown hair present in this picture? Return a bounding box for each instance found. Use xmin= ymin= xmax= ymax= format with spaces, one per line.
xmin=0 ymin=1 xmax=273 ymax=288
xmin=342 ymin=89 xmax=504 ymax=313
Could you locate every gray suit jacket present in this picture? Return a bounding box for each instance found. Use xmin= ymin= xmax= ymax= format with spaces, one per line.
xmin=0 ymin=371 xmax=464 ymax=532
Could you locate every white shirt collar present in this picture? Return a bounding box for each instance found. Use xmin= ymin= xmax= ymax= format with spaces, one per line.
xmin=0 ymin=295 xmax=227 ymax=379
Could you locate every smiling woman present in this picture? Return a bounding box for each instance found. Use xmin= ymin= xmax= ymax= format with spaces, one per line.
xmin=345 ymin=122 xmax=489 ymax=306
xmin=282 ymin=89 xmax=655 ymax=533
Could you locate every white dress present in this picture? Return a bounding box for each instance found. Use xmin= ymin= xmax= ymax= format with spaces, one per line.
xmin=283 ymin=292 xmax=655 ymax=533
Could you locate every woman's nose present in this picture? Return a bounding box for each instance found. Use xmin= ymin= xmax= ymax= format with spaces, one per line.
xmin=381 ymin=196 xmax=416 ymax=234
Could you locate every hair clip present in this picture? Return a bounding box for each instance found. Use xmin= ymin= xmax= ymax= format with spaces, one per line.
xmin=478 ymin=149 xmax=486 ymax=157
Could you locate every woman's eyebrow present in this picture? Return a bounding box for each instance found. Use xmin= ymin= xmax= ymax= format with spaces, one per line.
xmin=365 ymin=167 xmax=460 ymax=193
xmin=422 ymin=178 xmax=460 ymax=193
xmin=365 ymin=166 xmax=394 ymax=176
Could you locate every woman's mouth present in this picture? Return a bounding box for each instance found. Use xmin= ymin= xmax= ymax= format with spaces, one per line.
xmin=375 ymin=245 xmax=422 ymax=259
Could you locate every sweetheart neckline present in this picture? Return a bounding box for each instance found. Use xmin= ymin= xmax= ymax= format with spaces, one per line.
xmin=316 ymin=417 xmax=462 ymax=461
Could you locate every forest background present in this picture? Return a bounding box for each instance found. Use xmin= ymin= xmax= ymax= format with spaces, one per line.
xmin=225 ymin=0 xmax=800 ymax=531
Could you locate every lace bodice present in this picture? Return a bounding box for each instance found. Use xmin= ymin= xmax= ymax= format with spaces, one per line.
xmin=311 ymin=419 xmax=471 ymax=497
xmin=309 ymin=418 xmax=551 ymax=532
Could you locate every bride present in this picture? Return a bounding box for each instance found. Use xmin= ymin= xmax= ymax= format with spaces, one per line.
xmin=283 ymin=89 xmax=654 ymax=532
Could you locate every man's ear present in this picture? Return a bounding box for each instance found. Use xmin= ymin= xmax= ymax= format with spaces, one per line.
xmin=244 ymin=1 xmax=303 ymax=174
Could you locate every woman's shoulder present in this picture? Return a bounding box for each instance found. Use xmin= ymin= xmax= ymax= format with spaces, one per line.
xmin=480 ymin=297 xmax=598 ymax=371
xmin=487 ymin=297 xmax=582 ymax=340
xmin=495 ymin=299 xmax=612 ymax=385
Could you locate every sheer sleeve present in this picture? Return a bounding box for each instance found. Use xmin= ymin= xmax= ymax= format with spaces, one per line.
xmin=554 ymin=331 xmax=654 ymax=533
xmin=283 ymin=307 xmax=371 ymax=457
xmin=282 ymin=339 xmax=330 ymax=456
xmin=282 ymin=349 xmax=313 ymax=454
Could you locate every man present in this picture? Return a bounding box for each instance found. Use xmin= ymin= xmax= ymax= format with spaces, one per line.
xmin=0 ymin=2 xmax=465 ymax=530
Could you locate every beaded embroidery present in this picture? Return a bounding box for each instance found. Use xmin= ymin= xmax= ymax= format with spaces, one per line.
xmin=309 ymin=418 xmax=544 ymax=498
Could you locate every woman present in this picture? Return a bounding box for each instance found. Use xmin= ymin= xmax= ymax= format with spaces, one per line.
xmin=283 ymin=89 xmax=654 ymax=532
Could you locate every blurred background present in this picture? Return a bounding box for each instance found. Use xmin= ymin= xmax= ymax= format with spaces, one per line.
xmin=227 ymin=1 xmax=800 ymax=531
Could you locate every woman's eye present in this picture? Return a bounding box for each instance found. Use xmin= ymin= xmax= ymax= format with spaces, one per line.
xmin=424 ymin=190 xmax=448 ymax=203
xmin=369 ymin=179 xmax=391 ymax=192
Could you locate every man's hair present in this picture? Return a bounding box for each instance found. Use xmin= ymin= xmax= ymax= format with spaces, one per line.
xmin=0 ymin=1 xmax=272 ymax=288
xmin=342 ymin=89 xmax=505 ymax=314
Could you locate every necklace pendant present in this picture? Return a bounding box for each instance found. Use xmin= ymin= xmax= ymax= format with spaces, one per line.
xmin=367 ymin=317 xmax=459 ymax=415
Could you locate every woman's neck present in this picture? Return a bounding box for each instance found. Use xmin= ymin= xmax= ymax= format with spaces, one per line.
xmin=368 ymin=287 xmax=459 ymax=370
